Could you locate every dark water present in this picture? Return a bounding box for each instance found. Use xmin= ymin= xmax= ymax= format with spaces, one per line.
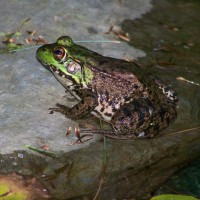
xmin=155 ymin=158 xmax=200 ymax=197
xmin=122 ymin=0 xmax=200 ymax=197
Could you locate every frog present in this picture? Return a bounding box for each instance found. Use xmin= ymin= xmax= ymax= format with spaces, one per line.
xmin=36 ymin=36 xmax=178 ymax=139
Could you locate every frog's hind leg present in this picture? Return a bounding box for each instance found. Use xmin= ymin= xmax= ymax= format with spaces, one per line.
xmin=82 ymin=99 xmax=153 ymax=139
xmin=111 ymin=98 xmax=177 ymax=138
xmin=146 ymin=102 xmax=177 ymax=137
xmin=82 ymin=99 xmax=176 ymax=139
xmin=111 ymin=99 xmax=152 ymax=137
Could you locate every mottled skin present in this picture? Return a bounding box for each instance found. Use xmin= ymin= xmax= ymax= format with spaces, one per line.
xmin=36 ymin=36 xmax=178 ymax=139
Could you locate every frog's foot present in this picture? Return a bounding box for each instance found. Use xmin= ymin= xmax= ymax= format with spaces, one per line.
xmin=80 ymin=129 xmax=139 ymax=140
xmin=49 ymin=103 xmax=70 ymax=115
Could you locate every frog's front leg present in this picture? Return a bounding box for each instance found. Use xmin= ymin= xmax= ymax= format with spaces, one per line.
xmin=49 ymin=90 xmax=98 ymax=119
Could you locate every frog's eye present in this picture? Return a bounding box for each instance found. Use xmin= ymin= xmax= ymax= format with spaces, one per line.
xmin=66 ymin=62 xmax=81 ymax=74
xmin=53 ymin=47 xmax=66 ymax=61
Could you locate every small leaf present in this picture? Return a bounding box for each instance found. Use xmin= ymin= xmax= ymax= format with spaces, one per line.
xmin=13 ymin=31 xmax=22 ymax=36
xmin=151 ymin=194 xmax=199 ymax=200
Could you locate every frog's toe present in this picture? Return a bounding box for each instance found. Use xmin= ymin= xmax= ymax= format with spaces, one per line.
xmin=49 ymin=104 xmax=70 ymax=115
xmin=56 ymin=103 xmax=69 ymax=109
xmin=49 ymin=107 xmax=64 ymax=113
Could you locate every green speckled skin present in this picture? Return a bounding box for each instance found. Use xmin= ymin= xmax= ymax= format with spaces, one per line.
xmin=36 ymin=36 xmax=178 ymax=139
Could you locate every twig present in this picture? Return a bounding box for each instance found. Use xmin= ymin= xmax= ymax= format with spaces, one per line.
xmin=161 ymin=126 xmax=200 ymax=137
xmin=177 ymin=76 xmax=200 ymax=86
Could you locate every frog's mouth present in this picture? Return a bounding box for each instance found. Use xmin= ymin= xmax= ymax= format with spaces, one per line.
xmin=50 ymin=65 xmax=68 ymax=79
xmin=49 ymin=65 xmax=74 ymax=88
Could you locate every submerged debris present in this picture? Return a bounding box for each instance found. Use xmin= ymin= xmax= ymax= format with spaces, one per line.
xmin=0 ymin=18 xmax=47 ymax=54
xmin=105 ymin=25 xmax=130 ymax=42
xmin=0 ymin=172 xmax=50 ymax=199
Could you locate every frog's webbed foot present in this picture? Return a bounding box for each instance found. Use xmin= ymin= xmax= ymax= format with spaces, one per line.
xmin=80 ymin=129 xmax=139 ymax=140
xmin=49 ymin=103 xmax=70 ymax=115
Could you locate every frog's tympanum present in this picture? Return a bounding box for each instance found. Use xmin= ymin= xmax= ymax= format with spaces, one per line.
xmin=36 ymin=36 xmax=178 ymax=139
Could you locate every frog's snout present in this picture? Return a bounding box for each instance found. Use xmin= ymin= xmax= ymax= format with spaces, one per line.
xmin=36 ymin=45 xmax=49 ymax=62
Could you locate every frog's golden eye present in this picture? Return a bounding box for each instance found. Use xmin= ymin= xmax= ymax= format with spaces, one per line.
xmin=53 ymin=47 xmax=66 ymax=61
xmin=66 ymin=62 xmax=81 ymax=74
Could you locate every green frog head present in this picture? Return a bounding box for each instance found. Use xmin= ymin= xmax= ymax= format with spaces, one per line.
xmin=36 ymin=36 xmax=94 ymax=89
